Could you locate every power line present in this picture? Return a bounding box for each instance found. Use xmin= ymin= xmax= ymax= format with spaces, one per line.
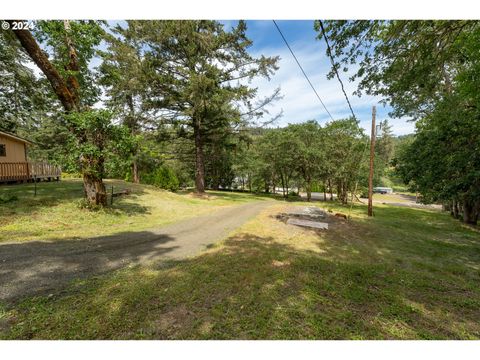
xmin=316 ymin=21 xmax=366 ymax=218
xmin=272 ymin=20 xmax=334 ymax=122
xmin=318 ymin=20 xmax=357 ymax=120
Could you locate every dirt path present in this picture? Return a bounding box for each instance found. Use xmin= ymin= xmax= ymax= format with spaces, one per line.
xmin=0 ymin=200 xmax=273 ymax=303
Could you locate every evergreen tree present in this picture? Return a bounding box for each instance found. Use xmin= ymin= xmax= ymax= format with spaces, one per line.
xmin=125 ymin=20 xmax=279 ymax=193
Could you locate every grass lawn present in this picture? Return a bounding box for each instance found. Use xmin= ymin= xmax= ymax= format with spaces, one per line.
xmin=1 ymin=196 xmax=479 ymax=339
xmin=0 ymin=179 xmax=267 ymax=243
xmin=372 ymin=193 xmax=416 ymax=203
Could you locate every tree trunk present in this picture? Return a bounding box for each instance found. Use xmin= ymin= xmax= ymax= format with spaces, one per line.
xmin=193 ymin=124 xmax=205 ymax=193
xmin=83 ymin=173 xmax=107 ymax=206
xmin=285 ymin=173 xmax=290 ymax=197
xmin=126 ymin=94 xmax=140 ymax=184
xmin=328 ymin=179 xmax=333 ymax=201
xmin=476 ymin=199 xmax=480 ymax=224
xmin=453 ymin=199 xmax=459 ymax=219
xmin=8 ymin=22 xmax=78 ymax=112
xmin=306 ymin=178 xmax=312 ymax=202
xmin=132 ymin=160 xmax=140 ymax=183
xmin=63 ymin=20 xmax=81 ymax=106
xmin=337 ymin=182 xmax=342 ymax=203
xmin=463 ymin=199 xmax=477 ymax=225
xmin=80 ymin=151 xmax=107 ymax=206
xmin=323 ymin=181 xmax=327 ymax=202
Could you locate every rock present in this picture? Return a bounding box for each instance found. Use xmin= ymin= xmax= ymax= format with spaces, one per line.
xmin=287 ymin=218 xmax=328 ymax=230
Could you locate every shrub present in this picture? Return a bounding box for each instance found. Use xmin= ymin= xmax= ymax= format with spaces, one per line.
xmin=142 ymin=166 xmax=179 ymax=192
xmin=61 ymin=172 xmax=82 ymax=179
xmin=75 ymin=198 xmax=103 ymax=211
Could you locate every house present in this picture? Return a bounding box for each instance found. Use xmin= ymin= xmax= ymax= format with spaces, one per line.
xmin=0 ymin=130 xmax=61 ymax=183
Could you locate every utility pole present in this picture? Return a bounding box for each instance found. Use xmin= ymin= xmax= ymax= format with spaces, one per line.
xmin=368 ymin=106 xmax=376 ymax=217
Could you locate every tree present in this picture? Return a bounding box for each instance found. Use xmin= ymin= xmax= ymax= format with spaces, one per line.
xmin=255 ymin=128 xmax=298 ymax=197
xmin=394 ymin=96 xmax=480 ymax=224
xmin=7 ymin=20 xmax=111 ymax=205
xmin=374 ymin=119 xmax=394 ymax=185
xmin=0 ymin=31 xmax=54 ymax=133
xmin=98 ymin=24 xmax=150 ymax=183
xmin=315 ymin=20 xmax=478 ymax=119
xmin=126 ymin=20 xmax=279 ymax=193
xmin=65 ymin=109 xmax=133 ymax=202
xmin=323 ymin=118 xmax=367 ymax=204
xmin=287 ymin=121 xmax=325 ymax=202
xmin=319 ymin=20 xmax=480 ymax=223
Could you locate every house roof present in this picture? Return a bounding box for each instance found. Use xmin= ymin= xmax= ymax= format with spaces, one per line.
xmin=0 ymin=130 xmax=33 ymax=145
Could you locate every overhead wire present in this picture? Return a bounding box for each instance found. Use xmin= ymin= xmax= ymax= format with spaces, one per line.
xmin=317 ymin=20 xmax=357 ymax=121
xmin=272 ymin=20 xmax=335 ymax=122
xmin=273 ymin=19 xmax=373 ymax=218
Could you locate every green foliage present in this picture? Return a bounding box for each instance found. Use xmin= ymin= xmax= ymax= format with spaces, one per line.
xmin=395 ymin=95 xmax=480 ymax=206
xmin=374 ymin=120 xmax=394 ymax=185
xmin=122 ymin=20 xmax=279 ymax=192
xmin=316 ymin=20 xmax=479 ymax=119
xmin=61 ymin=172 xmax=82 ymax=179
xmin=0 ymin=31 xmax=54 ymax=133
xmin=230 ymin=118 xmax=367 ymax=203
xmin=142 ymin=166 xmax=180 ymax=192
xmin=320 ymin=20 xmax=480 ymax=223
xmin=75 ymin=198 xmax=103 ymax=211
xmin=0 ymin=193 xmax=18 ymax=204
xmin=34 ymin=20 xmax=105 ymax=106
xmin=64 ymin=109 xmax=134 ymax=178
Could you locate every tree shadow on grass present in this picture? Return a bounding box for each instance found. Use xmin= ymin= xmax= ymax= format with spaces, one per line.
xmin=3 ymin=231 xmax=480 ymax=339
xmin=0 ymin=179 xmax=151 ymax=219
xmin=0 ymin=230 xmax=179 ymax=305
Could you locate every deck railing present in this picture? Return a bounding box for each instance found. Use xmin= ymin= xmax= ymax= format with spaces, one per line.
xmin=29 ymin=162 xmax=62 ymax=179
xmin=0 ymin=162 xmax=61 ymax=182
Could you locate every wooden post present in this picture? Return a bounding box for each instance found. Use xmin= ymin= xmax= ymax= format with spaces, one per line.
xmin=368 ymin=106 xmax=376 ymax=217
xmin=34 ymin=175 xmax=37 ymax=197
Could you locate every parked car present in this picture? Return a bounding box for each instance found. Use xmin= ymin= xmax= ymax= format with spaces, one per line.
xmin=373 ymin=187 xmax=393 ymax=194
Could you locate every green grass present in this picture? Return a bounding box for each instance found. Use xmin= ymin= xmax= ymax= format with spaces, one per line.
xmin=1 ymin=198 xmax=479 ymax=339
xmin=372 ymin=193 xmax=416 ymax=203
xmin=0 ymin=179 xmax=266 ymax=243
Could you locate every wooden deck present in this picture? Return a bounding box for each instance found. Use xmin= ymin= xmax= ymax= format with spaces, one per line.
xmin=0 ymin=162 xmax=61 ymax=182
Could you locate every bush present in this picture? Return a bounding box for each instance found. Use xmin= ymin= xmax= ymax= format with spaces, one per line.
xmin=142 ymin=166 xmax=179 ymax=192
xmin=61 ymin=172 xmax=82 ymax=179
xmin=359 ymin=189 xmax=369 ymax=198
xmin=287 ymin=190 xmax=301 ymax=200
xmin=75 ymin=198 xmax=103 ymax=211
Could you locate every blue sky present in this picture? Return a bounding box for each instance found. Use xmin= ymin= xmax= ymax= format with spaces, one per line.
xmin=222 ymin=20 xmax=415 ymax=135
xmin=26 ymin=20 xmax=415 ymax=136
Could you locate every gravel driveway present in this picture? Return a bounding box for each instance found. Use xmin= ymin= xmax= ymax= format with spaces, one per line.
xmin=0 ymin=200 xmax=272 ymax=303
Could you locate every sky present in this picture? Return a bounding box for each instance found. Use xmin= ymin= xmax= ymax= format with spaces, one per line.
xmin=23 ymin=20 xmax=416 ymax=136
xmin=222 ymin=20 xmax=415 ymax=135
